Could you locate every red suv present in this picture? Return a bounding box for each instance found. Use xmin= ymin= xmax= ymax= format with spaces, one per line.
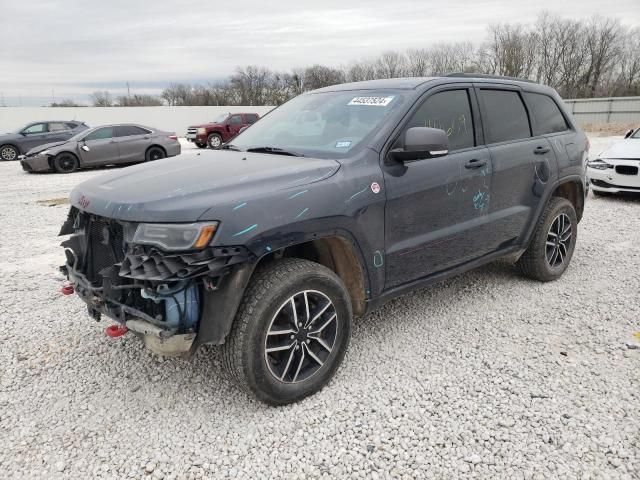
xmin=186 ymin=113 xmax=260 ymax=149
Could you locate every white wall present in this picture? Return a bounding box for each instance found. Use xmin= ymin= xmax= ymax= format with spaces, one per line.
xmin=0 ymin=106 xmax=275 ymax=137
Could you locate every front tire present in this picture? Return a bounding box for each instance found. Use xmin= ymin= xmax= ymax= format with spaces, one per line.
xmin=517 ymin=197 xmax=577 ymax=282
xmin=195 ymin=143 xmax=207 ymax=149
xmin=53 ymin=152 xmax=79 ymax=173
xmin=222 ymin=258 xmax=352 ymax=405
xmin=207 ymin=133 xmax=222 ymax=149
xmin=1 ymin=145 xmax=19 ymax=161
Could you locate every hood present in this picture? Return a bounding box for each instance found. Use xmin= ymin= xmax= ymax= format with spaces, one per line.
xmin=26 ymin=140 xmax=71 ymax=156
xmin=0 ymin=132 xmax=23 ymax=142
xmin=599 ymin=139 xmax=640 ymax=160
xmin=70 ymin=149 xmax=340 ymax=222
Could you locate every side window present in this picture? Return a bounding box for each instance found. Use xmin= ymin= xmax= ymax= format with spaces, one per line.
xmin=115 ymin=125 xmax=150 ymax=137
xmin=84 ymin=127 xmax=114 ymax=141
xmin=478 ymin=89 xmax=531 ymax=144
xmin=405 ymin=89 xmax=475 ymax=151
xmin=524 ymin=92 xmax=569 ymax=135
xmin=48 ymin=122 xmax=69 ymax=132
xmin=245 ymin=114 xmax=259 ymax=124
xmin=229 ymin=115 xmax=243 ymax=125
xmin=23 ymin=123 xmax=47 ymax=134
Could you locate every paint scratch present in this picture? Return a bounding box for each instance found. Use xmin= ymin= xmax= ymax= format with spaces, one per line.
xmin=232 ymin=224 xmax=258 ymax=237
xmin=288 ymin=189 xmax=308 ymax=199
xmin=233 ymin=202 xmax=247 ymax=210
xmin=295 ymin=207 xmax=309 ymax=219
xmin=346 ymin=187 xmax=368 ymax=202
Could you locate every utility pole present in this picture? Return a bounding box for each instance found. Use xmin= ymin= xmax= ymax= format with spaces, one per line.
xmin=127 ymin=82 xmax=131 ymax=100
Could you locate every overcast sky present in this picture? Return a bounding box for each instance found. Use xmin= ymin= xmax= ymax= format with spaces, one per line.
xmin=1 ymin=0 xmax=639 ymax=106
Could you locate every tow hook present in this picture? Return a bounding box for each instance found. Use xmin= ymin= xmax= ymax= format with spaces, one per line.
xmin=105 ymin=325 xmax=129 ymax=338
xmin=60 ymin=282 xmax=75 ymax=295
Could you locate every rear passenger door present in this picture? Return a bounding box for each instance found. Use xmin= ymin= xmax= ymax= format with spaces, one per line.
xmin=522 ymin=91 xmax=577 ymax=180
xmin=114 ymin=125 xmax=152 ymax=163
xmin=475 ymin=86 xmax=554 ymax=250
xmin=47 ymin=122 xmax=74 ymax=142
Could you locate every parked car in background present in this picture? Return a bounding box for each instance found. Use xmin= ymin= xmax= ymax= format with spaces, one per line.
xmin=59 ymin=75 xmax=588 ymax=404
xmin=0 ymin=121 xmax=89 ymax=161
xmin=20 ymin=124 xmax=180 ymax=173
xmin=186 ymin=113 xmax=260 ymax=149
xmin=588 ymin=127 xmax=640 ymax=196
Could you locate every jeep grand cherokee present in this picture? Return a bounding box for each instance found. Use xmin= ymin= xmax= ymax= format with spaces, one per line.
xmin=59 ymin=75 xmax=588 ymax=405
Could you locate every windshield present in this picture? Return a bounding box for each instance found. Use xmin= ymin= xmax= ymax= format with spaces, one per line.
xmin=212 ymin=114 xmax=228 ymax=123
xmin=230 ymin=89 xmax=407 ymax=158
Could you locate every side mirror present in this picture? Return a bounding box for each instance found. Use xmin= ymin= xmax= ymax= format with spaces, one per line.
xmin=389 ymin=127 xmax=450 ymax=162
xmin=624 ymin=129 xmax=634 ymax=139
xmin=226 ymin=124 xmax=231 ymax=132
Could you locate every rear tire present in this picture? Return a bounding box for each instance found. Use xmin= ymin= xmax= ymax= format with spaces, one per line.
xmin=53 ymin=152 xmax=79 ymax=173
xmin=207 ymin=133 xmax=223 ymax=149
xmin=1 ymin=145 xmax=19 ymax=161
xmin=517 ymin=197 xmax=577 ymax=282
xmin=222 ymin=258 xmax=352 ymax=405
xmin=145 ymin=146 xmax=166 ymax=162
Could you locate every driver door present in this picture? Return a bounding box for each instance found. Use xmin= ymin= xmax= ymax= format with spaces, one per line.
xmin=227 ymin=114 xmax=244 ymax=139
xmin=20 ymin=123 xmax=49 ymax=151
xmin=383 ymin=87 xmax=492 ymax=288
xmin=79 ymin=127 xmax=120 ymax=166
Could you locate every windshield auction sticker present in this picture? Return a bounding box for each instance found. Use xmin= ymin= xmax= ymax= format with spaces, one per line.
xmin=348 ymin=96 xmax=394 ymax=106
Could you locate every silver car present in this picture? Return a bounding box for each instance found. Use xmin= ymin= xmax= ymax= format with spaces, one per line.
xmin=20 ymin=124 xmax=181 ymax=173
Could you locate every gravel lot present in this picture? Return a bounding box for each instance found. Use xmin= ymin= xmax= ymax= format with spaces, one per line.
xmin=1 ymin=137 xmax=638 ymax=479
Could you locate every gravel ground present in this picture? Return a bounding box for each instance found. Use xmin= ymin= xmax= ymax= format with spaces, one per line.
xmin=1 ymin=137 xmax=639 ymax=479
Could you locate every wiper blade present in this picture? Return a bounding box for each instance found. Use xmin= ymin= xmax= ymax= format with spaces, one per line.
xmin=221 ymin=144 xmax=241 ymax=151
xmin=246 ymin=146 xmax=303 ymax=157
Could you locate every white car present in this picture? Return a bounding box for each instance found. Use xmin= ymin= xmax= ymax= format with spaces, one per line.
xmin=588 ymin=128 xmax=640 ymax=196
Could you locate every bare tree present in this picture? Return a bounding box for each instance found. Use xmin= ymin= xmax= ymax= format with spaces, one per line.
xmin=90 ymin=91 xmax=113 ymax=107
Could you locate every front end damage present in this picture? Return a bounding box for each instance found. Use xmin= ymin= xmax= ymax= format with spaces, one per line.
xmin=59 ymin=207 xmax=254 ymax=357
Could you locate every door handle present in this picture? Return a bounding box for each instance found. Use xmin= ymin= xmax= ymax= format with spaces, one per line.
xmin=534 ymin=146 xmax=551 ymax=155
xmin=465 ymin=158 xmax=487 ymax=169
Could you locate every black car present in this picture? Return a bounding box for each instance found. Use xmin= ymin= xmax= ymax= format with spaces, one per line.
xmin=0 ymin=121 xmax=89 ymax=161
xmin=59 ymin=75 xmax=588 ymax=404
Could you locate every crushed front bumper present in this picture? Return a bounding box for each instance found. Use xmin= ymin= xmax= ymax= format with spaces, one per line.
xmin=60 ymin=209 xmax=255 ymax=356
xmin=21 ymin=154 xmax=52 ymax=172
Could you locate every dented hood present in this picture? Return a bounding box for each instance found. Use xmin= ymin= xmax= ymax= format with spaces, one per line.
xmin=69 ymin=149 xmax=340 ymax=222
xmin=599 ymin=139 xmax=640 ymax=159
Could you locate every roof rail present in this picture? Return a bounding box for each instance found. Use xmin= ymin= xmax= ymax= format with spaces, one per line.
xmin=444 ymin=72 xmax=536 ymax=84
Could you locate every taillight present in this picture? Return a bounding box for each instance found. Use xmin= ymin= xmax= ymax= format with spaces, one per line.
xmin=168 ymin=135 xmax=178 ymax=140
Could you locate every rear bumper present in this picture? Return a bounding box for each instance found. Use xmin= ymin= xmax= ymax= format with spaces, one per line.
xmin=166 ymin=142 xmax=181 ymax=157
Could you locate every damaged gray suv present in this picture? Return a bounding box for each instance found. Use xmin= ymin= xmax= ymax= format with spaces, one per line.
xmin=60 ymin=75 xmax=588 ymax=404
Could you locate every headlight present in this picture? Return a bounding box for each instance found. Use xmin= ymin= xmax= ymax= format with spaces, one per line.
xmin=133 ymin=222 xmax=218 ymax=251
xmin=587 ymin=159 xmax=610 ymax=170
xmin=197 ymin=128 xmax=207 ymax=135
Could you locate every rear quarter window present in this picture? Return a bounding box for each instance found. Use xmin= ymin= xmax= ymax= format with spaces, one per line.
xmin=478 ymin=89 xmax=531 ymax=144
xmin=523 ymin=92 xmax=570 ymax=135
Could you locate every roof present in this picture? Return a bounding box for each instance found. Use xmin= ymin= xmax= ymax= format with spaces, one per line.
xmin=310 ymin=75 xmax=548 ymax=94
